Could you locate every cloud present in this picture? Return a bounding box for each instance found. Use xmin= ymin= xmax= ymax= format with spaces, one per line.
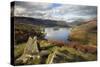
xmin=13 ymin=1 xmax=97 ymax=22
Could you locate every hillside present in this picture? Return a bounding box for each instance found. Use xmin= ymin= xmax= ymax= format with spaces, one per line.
xmin=69 ymin=19 xmax=97 ymax=46
xmin=12 ymin=16 xmax=69 ymax=27
xmin=13 ymin=17 xmax=97 ymax=65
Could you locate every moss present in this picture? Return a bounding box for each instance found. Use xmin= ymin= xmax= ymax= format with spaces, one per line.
xmin=14 ymin=43 xmax=26 ymax=59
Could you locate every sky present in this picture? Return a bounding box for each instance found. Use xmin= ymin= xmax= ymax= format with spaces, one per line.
xmin=13 ymin=1 xmax=97 ymax=22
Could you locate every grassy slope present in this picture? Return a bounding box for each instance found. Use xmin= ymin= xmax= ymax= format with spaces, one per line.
xmin=69 ymin=20 xmax=97 ymax=46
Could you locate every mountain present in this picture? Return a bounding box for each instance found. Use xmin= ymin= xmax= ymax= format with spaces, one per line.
xmin=68 ymin=18 xmax=97 ymax=26
xmin=12 ymin=16 xmax=69 ymax=27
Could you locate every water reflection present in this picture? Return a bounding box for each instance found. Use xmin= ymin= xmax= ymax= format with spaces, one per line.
xmin=44 ymin=27 xmax=70 ymax=43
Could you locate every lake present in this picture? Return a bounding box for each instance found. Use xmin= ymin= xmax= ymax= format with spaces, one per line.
xmin=44 ymin=27 xmax=70 ymax=43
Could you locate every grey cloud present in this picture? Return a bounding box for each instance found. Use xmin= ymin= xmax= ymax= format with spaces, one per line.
xmin=55 ymin=5 xmax=97 ymax=16
xmin=13 ymin=1 xmax=97 ymax=21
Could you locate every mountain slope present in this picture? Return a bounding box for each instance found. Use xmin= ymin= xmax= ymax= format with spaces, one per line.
xmin=13 ymin=16 xmax=69 ymax=27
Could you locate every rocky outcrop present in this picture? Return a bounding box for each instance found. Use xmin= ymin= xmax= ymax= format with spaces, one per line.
xmin=15 ymin=36 xmax=40 ymax=65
